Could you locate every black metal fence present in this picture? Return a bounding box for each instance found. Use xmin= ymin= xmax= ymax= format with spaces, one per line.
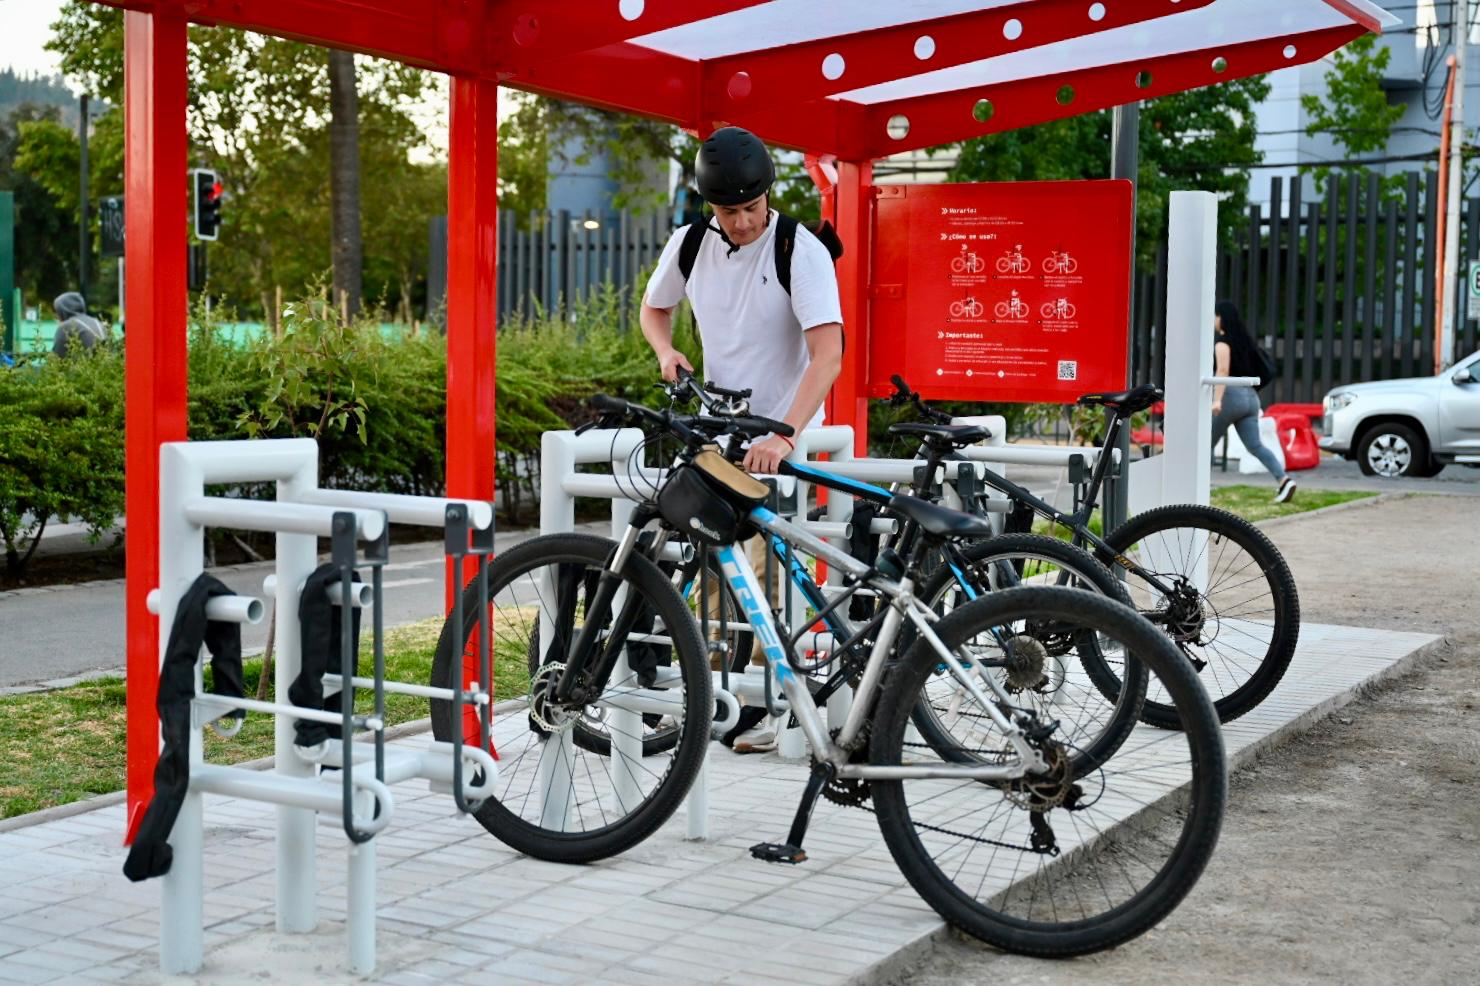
xmin=429 ymin=210 xmax=673 ymax=328
xmin=1131 ymin=171 xmax=1480 ymax=405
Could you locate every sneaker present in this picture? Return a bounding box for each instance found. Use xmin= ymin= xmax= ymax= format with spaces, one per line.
xmin=732 ymin=722 xmax=777 ymax=754
xmin=1275 ymin=477 xmax=1297 ymax=503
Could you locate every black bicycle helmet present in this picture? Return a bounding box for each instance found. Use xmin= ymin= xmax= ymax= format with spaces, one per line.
xmin=695 ymin=126 xmax=775 ymax=206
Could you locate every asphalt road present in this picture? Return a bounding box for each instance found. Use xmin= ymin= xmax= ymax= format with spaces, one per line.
xmin=0 ymin=524 xmax=596 ymax=692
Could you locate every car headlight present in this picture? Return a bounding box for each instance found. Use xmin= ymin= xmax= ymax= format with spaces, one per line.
xmin=1324 ymin=392 xmax=1357 ymax=412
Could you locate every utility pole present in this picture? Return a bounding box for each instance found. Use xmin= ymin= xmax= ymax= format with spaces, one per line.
xmin=79 ymin=93 xmax=90 ymax=301
xmin=1105 ymin=101 xmax=1140 ymax=531
xmin=1440 ymin=1 xmax=1468 ymax=371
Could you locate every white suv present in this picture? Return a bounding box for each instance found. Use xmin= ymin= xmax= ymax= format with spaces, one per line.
xmin=1319 ymin=349 xmax=1480 ymax=477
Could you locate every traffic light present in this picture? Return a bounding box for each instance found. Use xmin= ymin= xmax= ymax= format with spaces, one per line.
xmin=193 ymin=169 xmax=223 ymax=241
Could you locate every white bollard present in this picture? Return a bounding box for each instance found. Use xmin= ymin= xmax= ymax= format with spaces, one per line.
xmin=1149 ymin=191 xmax=1219 ymax=585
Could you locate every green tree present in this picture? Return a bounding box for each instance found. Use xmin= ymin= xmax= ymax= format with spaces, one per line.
xmin=1300 ymin=33 xmax=1407 ymax=192
xmin=950 ymin=77 xmax=1273 ymax=265
xmin=1 ymin=104 xmax=82 ymax=305
xmin=497 ymin=94 xmax=681 ymax=217
xmin=27 ymin=2 xmax=445 ymax=320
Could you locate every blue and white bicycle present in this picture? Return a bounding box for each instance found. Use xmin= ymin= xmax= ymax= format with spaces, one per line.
xmin=429 ymin=394 xmax=1226 ymax=957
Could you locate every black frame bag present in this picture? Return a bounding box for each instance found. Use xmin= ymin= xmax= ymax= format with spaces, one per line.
xmin=657 ymin=450 xmax=770 ymax=547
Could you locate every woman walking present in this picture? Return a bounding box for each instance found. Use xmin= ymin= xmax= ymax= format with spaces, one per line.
xmin=1212 ymin=300 xmax=1295 ymax=502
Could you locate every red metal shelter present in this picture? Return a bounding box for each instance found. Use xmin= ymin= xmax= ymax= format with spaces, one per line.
xmin=99 ymin=0 xmax=1395 ymax=840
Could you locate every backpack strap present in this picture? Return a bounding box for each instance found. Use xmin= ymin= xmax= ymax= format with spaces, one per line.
xmin=774 ymin=215 xmax=844 ymax=296
xmin=773 ymin=214 xmax=801 ymax=296
xmin=677 ymin=220 xmax=710 ymax=282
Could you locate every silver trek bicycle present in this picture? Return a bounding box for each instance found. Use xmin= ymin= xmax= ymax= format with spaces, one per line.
xmin=429 ymin=394 xmax=1226 ymax=957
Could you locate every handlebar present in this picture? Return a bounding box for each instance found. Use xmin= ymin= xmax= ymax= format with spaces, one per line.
xmin=672 ymin=367 xmax=752 ymax=417
xmin=586 ymin=393 xmax=793 ymax=443
xmin=887 ymin=375 xmax=955 ymax=424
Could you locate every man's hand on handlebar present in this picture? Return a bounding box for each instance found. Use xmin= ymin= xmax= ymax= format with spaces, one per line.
xmin=658 ymin=349 xmax=694 ymax=383
xmin=743 ymin=434 xmax=792 ymax=475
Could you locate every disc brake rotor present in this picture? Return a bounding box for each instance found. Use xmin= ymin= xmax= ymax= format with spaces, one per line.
xmin=528 ymin=661 xmax=580 ymax=735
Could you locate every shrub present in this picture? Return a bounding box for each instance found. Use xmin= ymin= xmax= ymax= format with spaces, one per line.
xmin=0 ymin=345 xmax=126 ymax=577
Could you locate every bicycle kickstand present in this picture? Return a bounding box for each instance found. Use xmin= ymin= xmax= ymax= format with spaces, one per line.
xmin=750 ymin=761 xmax=834 ymax=865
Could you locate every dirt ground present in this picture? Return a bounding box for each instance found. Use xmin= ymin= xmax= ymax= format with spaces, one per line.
xmin=895 ymin=493 xmax=1480 ymax=986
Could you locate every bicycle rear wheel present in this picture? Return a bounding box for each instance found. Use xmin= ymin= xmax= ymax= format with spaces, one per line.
xmin=871 ymin=587 xmax=1225 ymax=957
xmin=1100 ymin=503 xmax=1300 ymax=727
xmin=430 ymin=533 xmax=711 ymax=863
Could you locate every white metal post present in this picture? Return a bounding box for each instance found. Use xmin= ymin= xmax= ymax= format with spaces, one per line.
xmin=346 ymin=787 xmax=376 ymax=975
xmin=275 ymin=451 xmax=321 ymax=934
xmin=608 ymin=498 xmax=644 ymax=816
xmin=158 ymin=445 xmax=205 ymax=976
xmin=1154 ymin=191 xmax=1218 ymax=581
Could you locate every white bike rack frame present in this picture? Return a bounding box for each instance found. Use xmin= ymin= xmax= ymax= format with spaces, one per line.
xmin=148 ymin=438 xmax=498 ymax=976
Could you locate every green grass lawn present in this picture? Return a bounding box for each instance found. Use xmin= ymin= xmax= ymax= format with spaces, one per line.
xmin=0 ymin=615 xmax=533 ymax=820
xmin=1208 ymin=484 xmax=1375 ymax=523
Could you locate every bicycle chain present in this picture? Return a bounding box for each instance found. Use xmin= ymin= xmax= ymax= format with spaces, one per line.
xmin=850 ymin=800 xmax=1055 ymax=856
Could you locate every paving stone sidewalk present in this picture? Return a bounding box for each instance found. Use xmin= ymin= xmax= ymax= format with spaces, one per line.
xmin=0 ymin=619 xmax=1438 ymax=986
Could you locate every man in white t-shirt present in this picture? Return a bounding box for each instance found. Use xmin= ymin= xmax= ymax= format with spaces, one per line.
xmin=640 ymin=127 xmax=843 ymax=475
xmin=640 ymin=127 xmax=844 ymax=752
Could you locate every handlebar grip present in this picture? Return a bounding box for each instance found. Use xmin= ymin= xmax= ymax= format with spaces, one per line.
xmin=589 ymin=393 xmax=629 ymax=414
xmin=891 ymin=374 xmax=910 ymax=393
xmin=750 ymin=416 xmax=794 ymax=438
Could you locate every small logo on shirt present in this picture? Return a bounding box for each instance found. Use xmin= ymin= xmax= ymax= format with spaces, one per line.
xmin=762 ymin=274 xmax=769 ymax=284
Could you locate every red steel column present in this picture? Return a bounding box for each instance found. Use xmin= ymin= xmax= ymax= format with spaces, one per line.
xmin=832 ymin=160 xmax=873 ymax=454
xmin=445 ymin=77 xmax=499 ymax=521
xmin=446 ymin=76 xmax=498 ymax=746
xmin=123 ymin=9 xmax=189 ymax=843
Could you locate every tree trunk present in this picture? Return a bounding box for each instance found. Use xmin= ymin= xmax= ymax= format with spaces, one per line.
xmin=328 ymin=48 xmax=363 ymax=317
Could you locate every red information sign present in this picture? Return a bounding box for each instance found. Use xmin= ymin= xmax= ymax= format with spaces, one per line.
xmin=869 ymin=180 xmax=1133 ymax=404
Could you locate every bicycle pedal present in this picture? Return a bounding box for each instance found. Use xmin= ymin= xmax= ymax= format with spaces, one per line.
xmin=750 ymin=841 xmax=808 ymax=865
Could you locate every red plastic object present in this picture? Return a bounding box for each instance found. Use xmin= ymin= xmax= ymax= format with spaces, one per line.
xmin=1266 ymin=402 xmax=1323 ymax=422
xmin=1131 ymin=426 xmax=1164 ymax=447
xmin=1271 ymin=412 xmax=1321 ymax=471
xmin=870 ymin=180 xmax=1133 ymax=404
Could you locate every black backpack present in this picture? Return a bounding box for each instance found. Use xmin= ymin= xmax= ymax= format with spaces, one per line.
xmin=1254 ymin=347 xmax=1278 ymax=390
xmin=676 ymin=213 xmax=844 ymax=295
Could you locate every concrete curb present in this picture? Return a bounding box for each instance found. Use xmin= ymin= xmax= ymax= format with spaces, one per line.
xmin=850 ymin=630 xmax=1451 ymax=986
xmin=1254 ymin=490 xmax=1415 ymax=531
xmin=0 ymin=698 xmax=526 ymax=835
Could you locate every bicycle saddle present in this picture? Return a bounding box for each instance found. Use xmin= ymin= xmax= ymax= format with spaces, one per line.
xmin=886 ymin=495 xmax=995 ymax=540
xmin=888 ymin=422 xmax=992 ymax=446
xmin=1076 ymin=383 xmax=1164 ymax=415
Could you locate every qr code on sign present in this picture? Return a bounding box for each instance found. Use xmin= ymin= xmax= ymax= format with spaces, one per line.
xmin=1057 ymin=360 xmax=1078 ymax=381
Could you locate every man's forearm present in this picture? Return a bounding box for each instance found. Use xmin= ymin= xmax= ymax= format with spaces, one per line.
xmin=640 ymin=304 xmax=674 ymax=357
xmin=781 ymin=352 xmax=842 ymax=434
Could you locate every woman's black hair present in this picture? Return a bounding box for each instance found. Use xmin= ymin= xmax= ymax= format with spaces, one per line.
xmin=1214 ymin=299 xmax=1260 ymax=374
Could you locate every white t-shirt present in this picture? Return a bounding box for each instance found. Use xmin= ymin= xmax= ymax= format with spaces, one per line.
xmin=644 ymin=211 xmax=843 ymax=427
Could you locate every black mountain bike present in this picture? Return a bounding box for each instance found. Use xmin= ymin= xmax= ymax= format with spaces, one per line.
xmin=885 ymin=377 xmax=1300 ymax=728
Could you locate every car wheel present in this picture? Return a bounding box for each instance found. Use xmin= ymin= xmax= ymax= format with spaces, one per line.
xmin=1356 ymin=422 xmax=1428 ymax=478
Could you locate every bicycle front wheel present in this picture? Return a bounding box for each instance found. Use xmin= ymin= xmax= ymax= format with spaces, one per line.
xmin=1101 ymin=503 xmax=1300 ymax=727
xmin=430 ymin=533 xmax=712 ymax=863
xmin=870 ymin=587 xmax=1225 ymax=957
xmin=911 ymin=533 xmax=1147 ymax=774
